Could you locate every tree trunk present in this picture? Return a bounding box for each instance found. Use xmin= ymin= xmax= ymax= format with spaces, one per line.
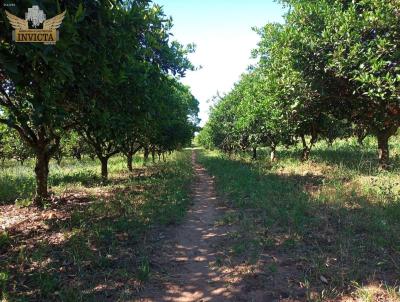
xmin=100 ymin=157 xmax=108 ymax=181
xmin=300 ymin=134 xmax=317 ymax=161
xmin=252 ymin=147 xmax=257 ymax=160
xmin=300 ymin=135 xmax=310 ymax=161
xmin=377 ymin=132 xmax=390 ymax=170
xmin=34 ymin=149 xmax=50 ymax=206
xmin=126 ymin=152 xmax=133 ymax=172
xmin=270 ymin=145 xmax=277 ymax=162
xmin=143 ymin=147 xmax=149 ymax=165
xmin=151 ymin=148 xmax=155 ymax=163
xmin=73 ymin=149 xmax=82 ymax=161
xmin=356 ymin=127 xmax=367 ymax=146
xmin=302 ymin=147 xmax=310 ymax=161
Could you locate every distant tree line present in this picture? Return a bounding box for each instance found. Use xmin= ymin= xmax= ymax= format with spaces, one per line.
xmin=0 ymin=0 xmax=199 ymax=206
xmin=198 ymin=0 xmax=399 ymax=168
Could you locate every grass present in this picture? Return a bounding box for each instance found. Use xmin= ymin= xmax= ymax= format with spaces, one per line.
xmin=0 ymin=150 xmax=194 ymax=301
xmin=197 ymin=137 xmax=400 ymax=301
xmin=2 ymin=140 xmax=400 ymax=301
xmin=0 ymin=156 xmax=145 ymax=204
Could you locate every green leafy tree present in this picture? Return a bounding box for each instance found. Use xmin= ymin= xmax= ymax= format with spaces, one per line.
xmin=196 ymin=124 xmax=214 ymax=150
xmin=63 ymin=131 xmax=89 ymax=161
xmin=254 ymin=23 xmax=326 ymax=161
xmin=0 ymin=1 xmax=88 ymax=204
xmin=278 ymin=0 xmax=400 ymax=167
xmin=2 ymin=127 xmax=33 ymax=165
xmin=73 ymin=2 xmax=195 ymax=180
xmin=205 ymin=93 xmax=241 ymax=155
xmin=0 ymin=0 xmax=198 ymax=203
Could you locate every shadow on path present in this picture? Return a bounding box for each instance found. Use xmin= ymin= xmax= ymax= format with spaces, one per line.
xmin=139 ymin=151 xmax=240 ymax=302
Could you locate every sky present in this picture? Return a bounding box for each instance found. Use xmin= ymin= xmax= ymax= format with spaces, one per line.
xmin=155 ymin=0 xmax=286 ymax=126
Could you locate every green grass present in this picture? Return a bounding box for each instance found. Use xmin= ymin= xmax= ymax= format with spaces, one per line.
xmin=0 ymin=156 xmax=145 ymax=204
xmin=197 ymin=137 xmax=400 ymax=301
xmin=0 ymin=150 xmax=194 ymax=301
xmin=3 ymin=141 xmax=400 ymax=300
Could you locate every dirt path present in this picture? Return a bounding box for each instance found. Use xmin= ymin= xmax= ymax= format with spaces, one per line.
xmin=138 ymin=150 xmax=239 ymax=301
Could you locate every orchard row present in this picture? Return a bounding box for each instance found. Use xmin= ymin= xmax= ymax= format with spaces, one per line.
xmin=198 ymin=0 xmax=399 ymax=167
xmin=0 ymin=1 xmax=199 ymax=205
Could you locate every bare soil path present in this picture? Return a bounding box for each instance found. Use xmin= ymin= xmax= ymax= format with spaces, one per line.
xmin=138 ymin=150 xmax=240 ymax=301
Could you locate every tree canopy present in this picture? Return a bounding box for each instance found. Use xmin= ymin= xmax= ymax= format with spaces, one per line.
xmin=0 ymin=0 xmax=199 ymax=205
xmin=199 ymin=0 xmax=400 ymax=168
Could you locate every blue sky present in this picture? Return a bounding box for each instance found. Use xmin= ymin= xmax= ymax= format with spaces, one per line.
xmin=155 ymin=0 xmax=286 ymax=125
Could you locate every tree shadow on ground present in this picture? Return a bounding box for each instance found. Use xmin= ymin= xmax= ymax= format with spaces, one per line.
xmin=198 ymin=151 xmax=400 ymax=300
xmin=1 ymin=194 xmax=145 ymax=301
xmin=0 ymin=161 xmax=154 ymax=205
xmin=49 ymin=171 xmax=102 ymax=187
xmin=276 ymin=144 xmax=400 ymax=175
xmin=0 ymin=152 xmax=193 ymax=302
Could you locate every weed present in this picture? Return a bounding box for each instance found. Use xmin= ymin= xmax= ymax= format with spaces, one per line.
xmin=32 ymin=272 xmax=59 ymax=298
xmin=14 ymin=198 xmax=32 ymax=207
xmin=137 ymin=256 xmax=150 ymax=282
xmin=58 ymin=287 xmax=84 ymax=302
xmin=0 ymin=232 xmax=10 ymax=251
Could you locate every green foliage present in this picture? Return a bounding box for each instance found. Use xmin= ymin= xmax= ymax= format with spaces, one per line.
xmin=0 ymin=231 xmax=10 ymax=251
xmin=0 ymin=1 xmax=199 ymax=201
xmin=137 ymin=256 xmax=150 ymax=282
xmin=0 ymin=270 xmax=9 ymax=301
xmin=199 ymin=0 xmax=400 ymax=168
xmin=0 ymin=125 xmax=33 ymax=165
xmin=196 ymin=124 xmax=215 ymax=150
xmin=33 ymin=272 xmax=60 ymax=298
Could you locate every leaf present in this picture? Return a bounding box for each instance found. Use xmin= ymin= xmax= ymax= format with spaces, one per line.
xmin=0 ymin=53 xmax=18 ymax=74
xmin=75 ymin=3 xmax=85 ymax=22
